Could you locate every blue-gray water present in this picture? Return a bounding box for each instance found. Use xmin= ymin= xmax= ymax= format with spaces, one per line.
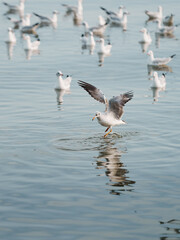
xmin=0 ymin=0 xmax=180 ymax=239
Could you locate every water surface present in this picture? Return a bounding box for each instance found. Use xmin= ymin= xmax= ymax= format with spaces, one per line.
xmin=0 ymin=0 xmax=180 ymax=239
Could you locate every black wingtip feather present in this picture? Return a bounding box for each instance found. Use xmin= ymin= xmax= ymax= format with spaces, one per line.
xmin=170 ymin=54 xmax=176 ymax=58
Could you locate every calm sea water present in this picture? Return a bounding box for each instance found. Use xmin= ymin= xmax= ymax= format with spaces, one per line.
xmin=0 ymin=0 xmax=180 ymax=239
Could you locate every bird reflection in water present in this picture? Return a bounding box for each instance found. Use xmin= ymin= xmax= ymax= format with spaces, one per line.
xmin=155 ymin=32 xmax=175 ymax=48
xmin=147 ymin=64 xmax=172 ymax=76
xmin=139 ymin=42 xmax=151 ymax=53
xmin=55 ymin=89 xmax=71 ymax=107
xmin=24 ymin=49 xmax=40 ymax=60
xmin=159 ymin=219 xmax=180 ymax=239
xmin=95 ymin=143 xmax=135 ymax=195
xmin=5 ymin=42 xmax=15 ymax=60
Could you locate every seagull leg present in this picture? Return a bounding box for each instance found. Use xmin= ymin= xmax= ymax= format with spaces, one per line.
xmin=105 ymin=127 xmax=110 ymax=132
xmin=104 ymin=128 xmax=112 ymax=138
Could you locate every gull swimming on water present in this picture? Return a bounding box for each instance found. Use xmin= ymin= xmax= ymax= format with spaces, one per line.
xmin=3 ymin=0 xmax=25 ymax=12
xmin=100 ymin=6 xmax=124 ymax=19
xmin=62 ymin=0 xmax=83 ymax=24
xmin=55 ymin=71 xmax=72 ymax=90
xmin=147 ymin=50 xmax=176 ymax=66
xmin=97 ymin=38 xmax=112 ymax=55
xmin=139 ymin=28 xmax=152 ymax=43
xmin=33 ymin=10 xmax=59 ymax=24
xmin=156 ymin=19 xmax=179 ymax=34
xmin=163 ymin=14 xmax=174 ymax=26
xmin=23 ymin=35 xmax=40 ymax=50
xmin=78 ymin=80 xmax=133 ymax=137
xmin=6 ymin=27 xmax=16 ymax=43
xmin=21 ymin=22 xmax=39 ymax=34
xmin=82 ymin=19 xmax=109 ymax=37
xmin=151 ymin=72 xmax=166 ymax=89
xmin=145 ymin=6 xmax=163 ymax=19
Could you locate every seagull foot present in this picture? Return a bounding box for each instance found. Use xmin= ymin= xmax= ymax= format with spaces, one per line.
xmin=104 ymin=129 xmax=112 ymax=138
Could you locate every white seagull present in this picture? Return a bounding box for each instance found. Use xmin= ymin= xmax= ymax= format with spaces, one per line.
xmin=145 ymin=6 xmax=163 ymax=19
xmin=98 ymin=15 xmax=106 ymax=26
xmin=139 ymin=28 xmax=152 ymax=43
xmin=100 ymin=6 xmax=124 ymax=19
xmin=80 ymin=33 xmax=88 ymax=46
xmin=6 ymin=27 xmax=16 ymax=43
xmin=55 ymin=71 xmax=72 ymax=90
xmin=156 ymin=19 xmax=179 ymax=34
xmin=33 ymin=10 xmax=59 ymax=24
xmin=108 ymin=10 xmax=129 ymax=27
xmin=152 ymin=72 xmax=166 ymax=89
xmin=147 ymin=50 xmax=176 ymax=66
xmin=62 ymin=0 xmax=83 ymax=22
xmin=22 ymin=13 xmax=31 ymax=26
xmin=82 ymin=20 xmax=109 ymax=36
xmin=3 ymin=0 xmax=25 ymax=12
xmin=163 ymin=14 xmax=174 ymax=26
xmin=21 ymin=23 xmax=39 ymax=33
xmin=97 ymin=38 xmax=112 ymax=55
xmin=23 ymin=35 xmax=40 ymax=50
xmin=78 ymin=80 xmax=133 ymax=137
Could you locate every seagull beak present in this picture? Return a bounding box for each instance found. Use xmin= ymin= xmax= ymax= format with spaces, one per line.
xmin=92 ymin=115 xmax=97 ymax=121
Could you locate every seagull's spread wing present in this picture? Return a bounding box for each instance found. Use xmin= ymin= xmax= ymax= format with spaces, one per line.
xmin=109 ymin=91 xmax=133 ymax=119
xmin=78 ymin=80 xmax=107 ymax=105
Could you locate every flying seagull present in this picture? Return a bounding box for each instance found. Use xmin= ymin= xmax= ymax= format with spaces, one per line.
xmin=78 ymin=80 xmax=133 ymax=137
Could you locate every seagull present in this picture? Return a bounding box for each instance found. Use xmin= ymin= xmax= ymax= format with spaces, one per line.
xmin=22 ymin=13 xmax=31 ymax=26
xmin=23 ymin=35 xmax=40 ymax=50
xmin=98 ymin=15 xmax=106 ymax=26
xmin=7 ymin=17 xmax=22 ymax=28
xmin=5 ymin=27 xmax=16 ymax=43
xmin=145 ymin=6 xmax=163 ymax=19
xmin=163 ymin=14 xmax=174 ymax=26
xmin=80 ymin=33 xmax=88 ymax=46
xmin=62 ymin=0 xmax=83 ymax=22
xmin=147 ymin=50 xmax=176 ymax=66
xmin=97 ymin=38 xmax=112 ymax=55
xmin=33 ymin=10 xmax=59 ymax=24
xmin=62 ymin=0 xmax=83 ymax=14
xmin=156 ymin=19 xmax=179 ymax=34
xmin=55 ymin=71 xmax=72 ymax=90
xmin=108 ymin=10 xmax=129 ymax=27
xmin=139 ymin=28 xmax=152 ymax=43
xmin=152 ymin=72 xmax=166 ymax=89
xmin=21 ymin=23 xmax=39 ymax=33
xmin=82 ymin=19 xmax=109 ymax=36
xmin=3 ymin=0 xmax=25 ymax=12
xmin=78 ymin=80 xmax=133 ymax=137
xmin=100 ymin=6 xmax=124 ymax=19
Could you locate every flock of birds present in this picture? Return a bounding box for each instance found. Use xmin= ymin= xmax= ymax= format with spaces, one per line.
xmin=3 ymin=0 xmax=178 ymax=137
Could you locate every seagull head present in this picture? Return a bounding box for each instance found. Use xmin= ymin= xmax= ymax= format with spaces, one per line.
xmin=8 ymin=27 xmax=13 ymax=32
xmin=92 ymin=111 xmax=101 ymax=121
xmin=118 ymin=5 xmax=124 ymax=9
xmin=140 ymin=28 xmax=147 ymax=33
xmin=56 ymin=71 xmax=63 ymax=77
xmin=147 ymin=50 xmax=153 ymax=56
xmin=53 ymin=10 xmax=59 ymax=14
xmin=153 ymin=71 xmax=158 ymax=78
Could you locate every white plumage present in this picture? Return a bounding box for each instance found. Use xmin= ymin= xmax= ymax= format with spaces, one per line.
xmin=147 ymin=50 xmax=176 ymax=66
xmin=55 ymin=71 xmax=72 ymax=90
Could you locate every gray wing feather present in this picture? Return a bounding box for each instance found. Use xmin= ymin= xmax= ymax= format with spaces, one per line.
xmin=109 ymin=91 xmax=133 ymax=119
xmin=78 ymin=80 xmax=106 ymax=104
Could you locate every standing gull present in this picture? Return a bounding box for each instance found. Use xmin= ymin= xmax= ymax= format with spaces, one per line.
xmin=78 ymin=80 xmax=133 ymax=137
